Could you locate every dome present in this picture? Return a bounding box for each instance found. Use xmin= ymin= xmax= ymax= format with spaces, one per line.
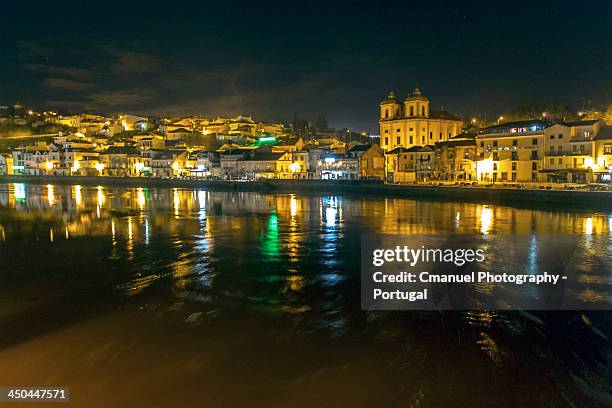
xmin=380 ymin=90 xmax=400 ymax=105
xmin=405 ymin=87 xmax=428 ymax=101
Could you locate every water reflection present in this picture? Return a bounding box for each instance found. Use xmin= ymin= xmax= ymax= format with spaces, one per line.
xmin=0 ymin=183 xmax=611 ymax=406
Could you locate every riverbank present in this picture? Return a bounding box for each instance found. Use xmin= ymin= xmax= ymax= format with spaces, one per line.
xmin=1 ymin=175 xmax=611 ymax=210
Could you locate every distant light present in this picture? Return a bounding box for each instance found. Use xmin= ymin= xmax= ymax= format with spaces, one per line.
xmin=324 ymin=157 xmax=335 ymax=164
xmin=289 ymin=162 xmax=301 ymax=172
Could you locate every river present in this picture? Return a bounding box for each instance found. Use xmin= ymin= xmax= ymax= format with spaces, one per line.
xmin=0 ymin=182 xmax=610 ymax=406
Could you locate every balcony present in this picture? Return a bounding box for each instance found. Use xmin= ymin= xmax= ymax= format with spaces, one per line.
xmin=545 ymin=151 xmax=590 ymax=157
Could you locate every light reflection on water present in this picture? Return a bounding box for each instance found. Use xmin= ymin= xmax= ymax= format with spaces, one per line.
xmin=0 ymin=182 xmax=611 ymax=406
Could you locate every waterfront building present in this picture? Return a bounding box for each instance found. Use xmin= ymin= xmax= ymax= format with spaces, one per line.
xmin=433 ymin=134 xmax=477 ymax=181
xmin=379 ymin=88 xmax=463 ymax=151
xmin=385 ymin=145 xmax=435 ymax=183
xmin=475 ymin=120 xmax=546 ymax=183
xmin=349 ymin=144 xmax=385 ymax=180
xmin=289 ymin=150 xmax=310 ymax=179
xmin=541 ymin=120 xmax=604 ymax=183
xmin=0 ymin=153 xmax=13 ymax=175
xmin=317 ymin=153 xmax=359 ymax=179
xmin=593 ymin=125 xmax=612 ymax=182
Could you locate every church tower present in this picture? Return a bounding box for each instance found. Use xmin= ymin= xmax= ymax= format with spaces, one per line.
xmin=379 ymin=91 xmax=401 ymax=120
xmin=403 ymin=88 xmax=429 ymax=118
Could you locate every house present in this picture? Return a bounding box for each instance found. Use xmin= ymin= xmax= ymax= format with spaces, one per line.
xmin=385 ymin=145 xmax=435 ymax=183
xmin=475 ymin=120 xmax=547 ymax=183
xmin=541 ymin=120 xmax=603 ymax=183
xmin=434 ymin=135 xmax=477 ymax=181
xmin=347 ymin=144 xmax=385 ymax=180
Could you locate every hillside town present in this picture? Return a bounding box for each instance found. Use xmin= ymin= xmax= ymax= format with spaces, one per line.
xmin=1 ymin=89 xmax=611 ymax=187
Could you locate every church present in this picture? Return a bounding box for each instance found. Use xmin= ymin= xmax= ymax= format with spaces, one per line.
xmin=379 ymin=88 xmax=463 ymax=150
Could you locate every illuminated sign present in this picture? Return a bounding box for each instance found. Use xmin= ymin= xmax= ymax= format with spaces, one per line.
xmin=259 ymin=137 xmax=276 ymax=142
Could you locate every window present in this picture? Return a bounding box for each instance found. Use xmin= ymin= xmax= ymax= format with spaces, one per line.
xmin=557 ymin=146 xmax=562 ymax=152
xmin=493 ymin=152 xmax=499 ymax=160
xmin=396 ymin=136 xmax=401 ymax=145
xmin=421 ymin=106 xmax=425 ymax=116
xmin=512 ymin=162 xmax=517 ymax=170
xmin=501 ymin=172 xmax=507 ymax=181
xmin=558 ymin=158 xmax=562 ymax=164
xmin=409 ymin=136 xmax=413 ymax=144
xmin=604 ymin=145 xmax=612 ymax=154
xmin=531 ymin=151 xmax=538 ymax=160
xmin=409 ymin=128 xmax=413 ymax=131
xmin=573 ymin=145 xmax=577 ymax=152
xmin=532 ymin=162 xmax=537 ymax=170
xmin=579 ymin=144 xmax=585 ymax=153
xmin=532 ymin=138 xmax=538 ymax=145
xmin=410 ymin=106 xmax=414 ymax=116
xmin=480 ymin=142 xmax=484 ymax=147
xmin=549 ymin=159 xmax=554 ymax=165
xmin=550 ymin=146 xmax=554 ymax=153
xmin=385 ymin=109 xmax=389 ymax=119
xmin=493 ymin=163 xmax=498 ymax=170
xmin=384 ymin=137 xmax=388 ymax=145
xmin=493 ymin=141 xmax=498 ymax=147
xmin=511 ymin=172 xmax=516 ymax=182
xmin=397 ymin=128 xmax=400 ymax=132
xmin=558 ymin=134 xmax=563 ymax=139
xmin=439 ymin=132 xmax=442 ymax=140
xmin=550 ymin=135 xmax=554 ymax=140
xmin=421 ymin=137 xmax=425 ymax=144
xmin=511 ymin=152 xmax=518 ymax=161
xmin=429 ymin=131 xmax=433 ymax=139
xmin=512 ymin=140 xmax=518 ymax=146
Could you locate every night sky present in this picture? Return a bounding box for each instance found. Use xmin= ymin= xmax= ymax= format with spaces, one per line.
xmin=1 ymin=0 xmax=611 ymax=131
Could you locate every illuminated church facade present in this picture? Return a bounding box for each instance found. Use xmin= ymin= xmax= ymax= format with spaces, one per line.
xmin=379 ymin=88 xmax=463 ymax=150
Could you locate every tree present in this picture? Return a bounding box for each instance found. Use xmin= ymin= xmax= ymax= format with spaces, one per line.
xmin=315 ymin=115 xmax=328 ymax=133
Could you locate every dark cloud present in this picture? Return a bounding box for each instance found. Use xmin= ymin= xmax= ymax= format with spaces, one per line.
xmin=16 ymin=41 xmax=54 ymax=59
xmin=24 ymin=64 xmax=95 ymax=81
xmin=87 ymin=89 xmax=158 ymax=107
xmin=42 ymin=78 xmax=94 ymax=92
xmin=100 ymin=46 xmax=162 ymax=75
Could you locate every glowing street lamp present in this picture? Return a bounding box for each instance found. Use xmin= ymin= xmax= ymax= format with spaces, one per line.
xmin=95 ymin=162 xmax=105 ymax=175
xmin=135 ymin=162 xmax=144 ymax=173
xmin=289 ymin=162 xmax=301 ymax=173
xmin=172 ymin=161 xmax=180 ymax=172
xmin=44 ymin=161 xmax=53 ymax=172
xmin=72 ymin=160 xmax=80 ymax=174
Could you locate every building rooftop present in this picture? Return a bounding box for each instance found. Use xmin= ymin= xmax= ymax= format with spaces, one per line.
xmin=560 ymin=119 xmax=600 ymax=127
xmin=594 ymin=126 xmax=612 ymax=141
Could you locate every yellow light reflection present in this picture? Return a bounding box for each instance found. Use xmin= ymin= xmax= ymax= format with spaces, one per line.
xmin=585 ymin=217 xmax=593 ymax=235
xmin=173 ymin=189 xmax=180 ymax=216
xmin=46 ymin=184 xmax=55 ymax=206
xmin=138 ymin=188 xmax=146 ymax=210
xmin=74 ymin=185 xmax=82 ymax=207
xmin=290 ymin=195 xmax=298 ymax=217
xmin=480 ymin=206 xmax=493 ymax=234
xmin=97 ymin=185 xmax=104 ymax=207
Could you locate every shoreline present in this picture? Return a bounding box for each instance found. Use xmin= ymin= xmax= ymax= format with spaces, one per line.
xmin=1 ymin=175 xmax=611 ymax=210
